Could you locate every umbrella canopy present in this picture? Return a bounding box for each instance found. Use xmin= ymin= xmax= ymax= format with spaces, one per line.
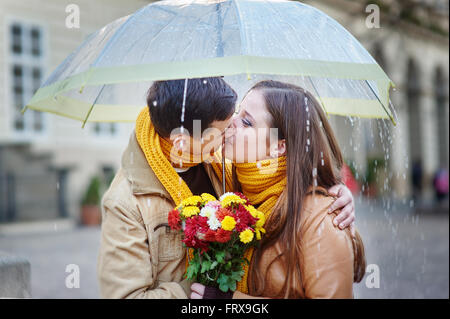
xmin=22 ymin=0 xmax=396 ymax=127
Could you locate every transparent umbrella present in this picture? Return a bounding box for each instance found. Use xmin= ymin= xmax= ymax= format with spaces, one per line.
xmin=22 ymin=0 xmax=396 ymax=128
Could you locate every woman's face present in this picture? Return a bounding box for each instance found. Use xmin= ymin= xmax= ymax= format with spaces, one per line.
xmin=224 ymin=89 xmax=283 ymax=163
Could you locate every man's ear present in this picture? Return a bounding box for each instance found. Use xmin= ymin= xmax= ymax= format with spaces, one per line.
xmin=270 ymin=139 xmax=286 ymax=158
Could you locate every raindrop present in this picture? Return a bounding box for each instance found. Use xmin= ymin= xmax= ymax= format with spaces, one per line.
xmin=256 ymin=161 xmax=262 ymax=169
xmin=319 ymin=121 xmax=323 ymax=128
xmin=307 ymin=139 xmax=310 ymax=146
xmin=147 ymin=198 xmax=151 ymax=207
xmin=181 ymin=78 xmax=188 ymax=123
xmin=179 ymin=159 xmax=183 ymax=168
xmin=321 ymin=159 xmax=324 ymax=166
xmin=54 ymin=223 xmax=57 ymax=232
xmin=347 ymin=116 xmax=354 ymax=126
xmin=306 ymin=146 xmax=309 ymax=152
xmin=306 ymin=126 xmax=310 ymax=132
xmin=152 ymin=100 xmax=158 ymax=107
xmin=306 ymin=120 xmax=310 ymax=126
xmin=56 ymin=182 xmax=60 ymax=191
xmin=203 ymin=80 xmax=207 ymax=84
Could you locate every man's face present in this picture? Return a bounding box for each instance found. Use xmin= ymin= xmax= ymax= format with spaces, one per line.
xmin=193 ymin=114 xmax=234 ymax=159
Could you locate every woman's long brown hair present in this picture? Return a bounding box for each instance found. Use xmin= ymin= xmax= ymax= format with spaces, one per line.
xmin=247 ymin=80 xmax=366 ymax=298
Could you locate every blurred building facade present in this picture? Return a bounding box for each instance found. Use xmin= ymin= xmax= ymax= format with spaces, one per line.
xmin=0 ymin=0 xmax=448 ymax=223
xmin=0 ymin=0 xmax=152 ymax=223
xmin=307 ymin=0 xmax=449 ymax=206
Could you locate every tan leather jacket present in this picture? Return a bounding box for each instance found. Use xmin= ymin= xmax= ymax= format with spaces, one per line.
xmin=246 ymin=189 xmax=356 ymax=299
xmin=97 ymin=130 xmax=224 ymax=298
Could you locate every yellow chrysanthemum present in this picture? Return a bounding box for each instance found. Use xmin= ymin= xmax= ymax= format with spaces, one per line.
xmin=255 ymin=211 xmax=266 ymax=228
xmin=181 ymin=195 xmax=202 ymax=207
xmin=255 ymin=227 xmax=266 ymax=240
xmin=201 ymin=193 xmax=217 ymax=203
xmin=239 ymin=229 xmax=254 ymax=244
xmin=182 ymin=206 xmax=200 ymax=218
xmin=221 ymin=216 xmax=236 ymax=231
xmin=245 ymin=205 xmax=258 ymax=218
xmin=221 ymin=195 xmax=246 ymax=208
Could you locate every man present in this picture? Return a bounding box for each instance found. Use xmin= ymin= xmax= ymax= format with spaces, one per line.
xmin=97 ymin=77 xmax=355 ymax=298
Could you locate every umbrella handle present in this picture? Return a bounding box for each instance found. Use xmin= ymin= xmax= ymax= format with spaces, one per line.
xmin=222 ymin=137 xmax=226 ymax=193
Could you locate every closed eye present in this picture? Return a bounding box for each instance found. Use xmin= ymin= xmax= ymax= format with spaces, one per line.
xmin=242 ymin=118 xmax=252 ymax=127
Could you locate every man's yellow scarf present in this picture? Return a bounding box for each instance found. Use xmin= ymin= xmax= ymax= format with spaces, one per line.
xmin=135 ymin=107 xmax=198 ymax=206
xmin=212 ymin=156 xmax=287 ymax=294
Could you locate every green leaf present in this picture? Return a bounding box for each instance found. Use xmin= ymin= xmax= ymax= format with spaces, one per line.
xmin=217 ymin=273 xmax=230 ymax=292
xmin=216 ymin=251 xmax=226 ymax=264
xmin=201 ymin=260 xmax=212 ymax=273
xmin=231 ymin=270 xmax=244 ymax=282
xmin=229 ymin=280 xmax=236 ymax=292
xmin=186 ymin=264 xmax=198 ymax=280
xmin=210 ymin=261 xmax=218 ymax=270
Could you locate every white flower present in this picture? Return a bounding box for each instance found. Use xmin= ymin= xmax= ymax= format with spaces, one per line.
xmin=207 ymin=216 xmax=221 ymax=231
xmin=200 ymin=206 xmax=217 ymax=218
xmin=219 ymin=192 xmax=235 ymax=201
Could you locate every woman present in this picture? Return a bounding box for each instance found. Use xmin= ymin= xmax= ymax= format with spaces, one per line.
xmin=191 ymin=80 xmax=366 ymax=299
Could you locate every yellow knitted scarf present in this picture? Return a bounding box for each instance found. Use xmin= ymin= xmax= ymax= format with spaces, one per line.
xmin=135 ymin=106 xmax=197 ymax=206
xmin=211 ymin=156 xmax=287 ymax=294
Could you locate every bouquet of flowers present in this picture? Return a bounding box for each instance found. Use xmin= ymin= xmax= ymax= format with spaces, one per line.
xmin=168 ymin=192 xmax=266 ymax=292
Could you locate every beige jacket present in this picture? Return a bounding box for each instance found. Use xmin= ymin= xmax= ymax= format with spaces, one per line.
xmin=246 ymin=189 xmax=357 ymax=299
xmin=97 ymin=130 xmax=224 ymax=298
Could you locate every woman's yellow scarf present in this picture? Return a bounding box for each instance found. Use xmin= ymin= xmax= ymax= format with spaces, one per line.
xmin=212 ymin=156 xmax=287 ymax=294
xmin=135 ymin=107 xmax=197 ymax=206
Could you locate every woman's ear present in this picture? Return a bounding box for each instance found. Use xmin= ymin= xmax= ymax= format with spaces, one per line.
xmin=270 ymin=139 xmax=286 ymax=158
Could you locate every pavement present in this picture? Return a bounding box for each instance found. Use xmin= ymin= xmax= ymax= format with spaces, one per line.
xmin=0 ymin=200 xmax=448 ymax=299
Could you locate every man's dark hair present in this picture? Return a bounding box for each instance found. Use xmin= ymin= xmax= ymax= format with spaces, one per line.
xmin=146 ymin=77 xmax=237 ymax=137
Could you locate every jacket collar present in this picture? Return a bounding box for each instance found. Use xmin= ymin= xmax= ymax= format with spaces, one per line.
xmin=121 ymin=129 xmax=172 ymax=199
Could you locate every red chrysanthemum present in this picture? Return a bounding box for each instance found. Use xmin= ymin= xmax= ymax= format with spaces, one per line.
xmin=168 ymin=209 xmax=181 ymax=230
xmin=215 ymin=228 xmax=232 ymax=243
xmin=215 ymin=207 xmax=232 ymax=221
xmin=204 ymin=229 xmax=217 ymax=242
xmin=234 ymin=192 xmax=249 ymax=205
xmin=182 ymin=235 xmax=209 ymax=253
xmin=235 ymin=204 xmax=258 ymax=232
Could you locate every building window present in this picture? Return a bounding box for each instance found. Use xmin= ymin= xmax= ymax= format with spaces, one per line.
xmin=8 ymin=20 xmax=46 ymax=135
xmin=93 ymin=123 xmax=118 ymax=136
